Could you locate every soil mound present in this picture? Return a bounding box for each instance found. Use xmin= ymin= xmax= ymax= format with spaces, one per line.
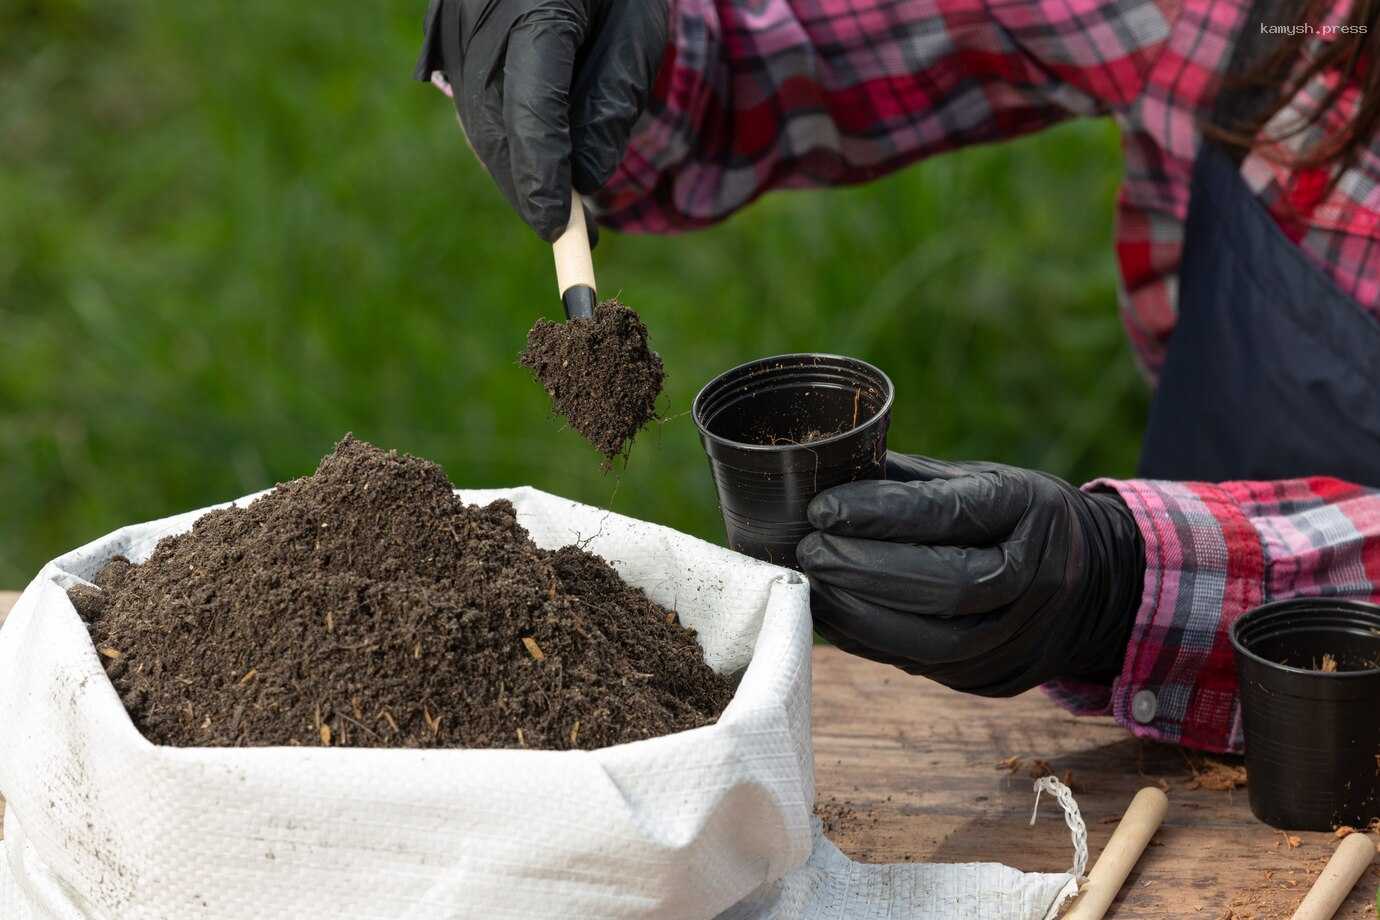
xmin=520 ymin=299 xmax=664 ymax=461
xmin=71 ymin=435 xmax=733 ymax=749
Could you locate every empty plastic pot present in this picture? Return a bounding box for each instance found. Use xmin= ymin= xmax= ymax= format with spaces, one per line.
xmin=692 ymin=354 xmax=894 ymax=568
xmin=1230 ymin=598 xmax=1380 ymax=830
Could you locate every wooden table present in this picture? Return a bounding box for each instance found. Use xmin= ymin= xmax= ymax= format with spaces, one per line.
xmin=1 ymin=590 xmax=1375 ymax=917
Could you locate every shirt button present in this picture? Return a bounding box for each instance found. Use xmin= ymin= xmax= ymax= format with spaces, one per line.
xmin=1131 ymin=690 xmax=1158 ymax=724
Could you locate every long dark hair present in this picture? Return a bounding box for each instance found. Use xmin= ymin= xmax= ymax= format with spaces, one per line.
xmin=1209 ymin=0 xmax=1380 ymax=175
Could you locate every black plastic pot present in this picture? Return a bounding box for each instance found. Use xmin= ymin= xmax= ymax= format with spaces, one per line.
xmin=692 ymin=353 xmax=893 ymax=568
xmin=1230 ymin=598 xmax=1380 ymax=830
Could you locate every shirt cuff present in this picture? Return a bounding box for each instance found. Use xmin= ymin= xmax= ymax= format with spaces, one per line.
xmin=1044 ymin=478 xmax=1266 ymax=753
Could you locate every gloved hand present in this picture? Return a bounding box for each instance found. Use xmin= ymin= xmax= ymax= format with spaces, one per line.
xmin=414 ymin=0 xmax=669 ymax=241
xmin=797 ymin=453 xmax=1145 ymax=697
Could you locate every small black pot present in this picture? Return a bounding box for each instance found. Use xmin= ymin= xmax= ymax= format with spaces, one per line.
xmin=692 ymin=353 xmax=893 ymax=568
xmin=1230 ymin=598 xmax=1380 ymax=830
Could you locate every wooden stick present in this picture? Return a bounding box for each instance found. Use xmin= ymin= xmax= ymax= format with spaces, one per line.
xmin=1062 ymin=787 xmax=1169 ymax=920
xmin=1289 ymin=833 xmax=1375 ymax=920
xmin=552 ymin=190 xmax=594 ymax=294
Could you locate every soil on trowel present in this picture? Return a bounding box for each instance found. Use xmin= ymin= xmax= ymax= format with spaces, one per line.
xmin=69 ymin=435 xmax=733 ymax=750
xmin=520 ymin=299 xmax=664 ymax=463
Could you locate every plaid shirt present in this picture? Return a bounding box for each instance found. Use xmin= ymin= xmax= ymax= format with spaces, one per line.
xmin=1048 ymin=477 xmax=1380 ymax=753
xmin=598 ymin=0 xmax=1380 ymax=374
xmin=594 ymin=0 xmax=1380 ymax=753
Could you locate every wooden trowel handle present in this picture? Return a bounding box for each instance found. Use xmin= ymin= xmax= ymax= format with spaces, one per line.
xmin=1290 ymin=833 xmax=1375 ymax=920
xmin=1063 ymin=787 xmax=1168 ymax=920
xmin=553 ymin=190 xmax=596 ymax=320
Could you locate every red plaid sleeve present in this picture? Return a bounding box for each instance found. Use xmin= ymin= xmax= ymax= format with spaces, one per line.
xmin=595 ymin=0 xmax=1176 ymax=232
xmin=1047 ymin=477 xmax=1380 ymax=753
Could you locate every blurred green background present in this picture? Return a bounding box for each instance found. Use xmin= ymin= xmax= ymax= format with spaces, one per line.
xmin=0 ymin=0 xmax=1149 ymax=586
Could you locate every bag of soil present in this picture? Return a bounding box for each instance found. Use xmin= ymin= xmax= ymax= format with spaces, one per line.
xmin=0 ymin=480 xmax=1077 ymax=918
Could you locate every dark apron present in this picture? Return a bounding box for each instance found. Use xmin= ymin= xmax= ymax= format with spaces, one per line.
xmin=1137 ymin=14 xmax=1380 ymax=486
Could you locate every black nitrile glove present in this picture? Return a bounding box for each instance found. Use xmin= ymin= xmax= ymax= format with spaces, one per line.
xmin=414 ymin=0 xmax=669 ymax=241
xmin=797 ymin=453 xmax=1145 ymax=697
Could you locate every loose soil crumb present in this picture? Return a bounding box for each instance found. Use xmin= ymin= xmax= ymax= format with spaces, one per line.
xmin=995 ymin=755 xmax=1076 ymax=789
xmin=1186 ymin=757 xmax=1248 ymax=791
xmin=815 ymin=796 xmax=867 ymax=838
xmin=520 ymin=299 xmax=664 ymax=462
xmin=814 ymin=795 xmax=885 ymax=860
xmin=70 ymin=435 xmax=733 ymax=750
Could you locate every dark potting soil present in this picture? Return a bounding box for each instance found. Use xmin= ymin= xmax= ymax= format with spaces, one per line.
xmin=520 ymin=299 xmax=664 ymax=462
xmin=69 ymin=435 xmax=734 ymax=750
xmin=765 ymin=427 xmax=846 ymax=446
xmin=1305 ymin=652 xmax=1380 ymax=672
xmin=744 ymin=385 xmax=880 ymax=447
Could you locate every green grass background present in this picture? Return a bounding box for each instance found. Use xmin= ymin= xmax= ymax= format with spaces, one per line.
xmin=0 ymin=0 xmax=1149 ymax=586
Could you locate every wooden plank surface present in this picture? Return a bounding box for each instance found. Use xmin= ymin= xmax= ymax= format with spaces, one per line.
xmin=812 ymin=646 xmax=1380 ymax=918
xmin=0 ymin=590 xmax=1374 ymax=915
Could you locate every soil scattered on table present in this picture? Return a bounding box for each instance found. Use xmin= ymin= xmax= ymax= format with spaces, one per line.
xmin=995 ymin=755 xmax=1078 ymax=790
xmin=1185 ymin=757 xmax=1248 ymax=792
xmin=815 ymin=796 xmax=867 ymax=838
xmin=70 ymin=435 xmax=733 ymax=750
xmin=520 ymin=299 xmax=664 ymax=463
xmin=815 ymin=795 xmax=888 ymax=861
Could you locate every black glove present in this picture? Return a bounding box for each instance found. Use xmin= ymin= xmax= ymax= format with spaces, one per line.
xmin=797 ymin=453 xmax=1145 ymax=697
xmin=415 ymin=0 xmax=668 ymax=241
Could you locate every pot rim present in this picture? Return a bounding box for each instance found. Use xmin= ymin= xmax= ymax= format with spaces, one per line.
xmin=1229 ymin=597 xmax=1380 ymax=680
xmin=691 ymin=353 xmax=896 ymax=454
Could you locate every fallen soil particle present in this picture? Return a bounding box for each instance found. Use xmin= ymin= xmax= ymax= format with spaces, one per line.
xmin=520 ymin=299 xmax=664 ymax=463
xmin=1185 ymin=757 xmax=1248 ymax=792
xmin=814 ymin=795 xmax=885 ymax=861
xmin=70 ymin=435 xmax=733 ymax=750
xmin=995 ymin=755 xmax=1077 ymax=789
xmin=1221 ymin=885 xmax=1299 ymax=920
xmin=815 ymin=796 xmax=867 ymax=838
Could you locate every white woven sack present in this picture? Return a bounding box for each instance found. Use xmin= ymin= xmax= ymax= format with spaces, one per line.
xmin=0 ymin=487 xmax=1077 ymax=920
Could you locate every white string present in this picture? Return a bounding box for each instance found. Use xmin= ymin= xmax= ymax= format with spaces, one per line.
xmin=1030 ymin=775 xmax=1088 ymax=881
